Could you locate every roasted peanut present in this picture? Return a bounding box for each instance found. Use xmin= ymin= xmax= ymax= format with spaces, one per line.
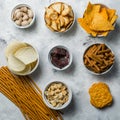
xmin=28 ymin=9 xmax=33 ymax=18
xmin=12 ymin=6 xmax=34 ymax=27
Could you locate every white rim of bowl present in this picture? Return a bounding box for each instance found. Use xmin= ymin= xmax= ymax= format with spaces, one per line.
xmin=48 ymin=45 xmax=73 ymax=71
xmin=44 ymin=2 xmax=75 ymax=33
xmin=42 ymin=81 xmax=72 ymax=110
xmin=11 ymin=4 xmax=35 ymax=29
xmin=83 ymin=42 xmax=115 ymax=75
xmin=8 ymin=42 xmax=39 ymax=76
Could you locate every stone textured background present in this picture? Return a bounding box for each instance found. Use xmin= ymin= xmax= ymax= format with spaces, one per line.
xmin=0 ymin=0 xmax=120 ymax=120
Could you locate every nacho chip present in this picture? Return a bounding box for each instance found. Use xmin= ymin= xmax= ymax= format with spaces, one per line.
xmin=97 ymin=31 xmax=109 ymax=36
xmin=110 ymin=15 xmax=118 ymax=24
xmin=90 ymin=13 xmax=114 ymax=31
xmin=78 ymin=18 xmax=97 ymax=37
xmin=100 ymin=8 xmax=108 ymax=20
xmin=106 ymin=9 xmax=116 ymax=21
xmin=78 ymin=2 xmax=117 ymax=37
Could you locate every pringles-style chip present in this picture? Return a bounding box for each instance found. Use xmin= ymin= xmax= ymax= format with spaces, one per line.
xmin=78 ymin=2 xmax=118 ymax=37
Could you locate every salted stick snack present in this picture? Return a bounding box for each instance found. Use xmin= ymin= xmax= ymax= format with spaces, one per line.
xmin=83 ymin=43 xmax=115 ymax=74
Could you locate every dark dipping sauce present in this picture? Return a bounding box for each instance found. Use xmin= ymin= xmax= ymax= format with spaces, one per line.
xmin=50 ymin=47 xmax=70 ymax=69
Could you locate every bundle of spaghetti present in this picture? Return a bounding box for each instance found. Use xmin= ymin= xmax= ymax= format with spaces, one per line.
xmin=0 ymin=66 xmax=63 ymax=120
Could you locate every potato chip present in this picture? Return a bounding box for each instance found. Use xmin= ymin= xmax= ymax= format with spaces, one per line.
xmin=51 ymin=21 xmax=58 ymax=31
xmin=62 ymin=4 xmax=70 ymax=16
xmin=63 ymin=16 xmax=70 ymax=26
xmin=50 ymin=12 xmax=58 ymax=20
xmin=45 ymin=17 xmax=51 ymax=26
xmin=8 ymin=54 xmax=26 ymax=72
xmin=59 ymin=15 xmax=65 ymax=27
xmin=45 ymin=2 xmax=74 ymax=32
xmin=5 ymin=41 xmax=27 ymax=58
xmin=45 ymin=7 xmax=54 ymax=18
xmin=14 ymin=46 xmax=38 ymax=65
xmin=51 ymin=3 xmax=62 ymax=14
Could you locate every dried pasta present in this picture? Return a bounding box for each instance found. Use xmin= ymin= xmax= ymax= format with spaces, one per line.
xmin=0 ymin=66 xmax=63 ymax=120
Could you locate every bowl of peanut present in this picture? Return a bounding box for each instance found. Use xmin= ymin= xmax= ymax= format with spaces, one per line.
xmin=11 ymin=4 xmax=35 ymax=28
xmin=42 ymin=81 xmax=72 ymax=110
xmin=83 ymin=43 xmax=115 ymax=75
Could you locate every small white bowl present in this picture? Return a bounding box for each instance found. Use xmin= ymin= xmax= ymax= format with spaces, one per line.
xmin=42 ymin=81 xmax=72 ymax=110
xmin=79 ymin=3 xmax=117 ymax=37
xmin=44 ymin=2 xmax=75 ymax=33
xmin=48 ymin=45 xmax=72 ymax=71
xmin=11 ymin=4 xmax=35 ymax=29
xmin=7 ymin=42 xmax=39 ymax=76
xmin=83 ymin=43 xmax=115 ymax=75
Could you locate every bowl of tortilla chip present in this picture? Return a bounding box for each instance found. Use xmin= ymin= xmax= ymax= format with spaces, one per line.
xmin=78 ymin=2 xmax=118 ymax=37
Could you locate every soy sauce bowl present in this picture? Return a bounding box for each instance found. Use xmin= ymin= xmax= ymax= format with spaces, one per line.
xmin=48 ymin=45 xmax=72 ymax=71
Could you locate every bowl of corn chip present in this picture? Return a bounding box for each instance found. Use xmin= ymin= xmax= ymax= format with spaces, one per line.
xmin=44 ymin=2 xmax=75 ymax=33
xmin=83 ymin=43 xmax=115 ymax=75
xmin=78 ymin=2 xmax=118 ymax=37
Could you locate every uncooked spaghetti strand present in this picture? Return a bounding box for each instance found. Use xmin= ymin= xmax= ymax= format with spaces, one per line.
xmin=14 ymin=77 xmax=41 ymax=119
xmin=18 ymin=76 xmax=61 ymax=120
xmin=15 ymin=76 xmax=45 ymax=116
xmin=18 ymin=77 xmax=52 ymax=119
xmin=0 ymin=67 xmax=63 ymax=120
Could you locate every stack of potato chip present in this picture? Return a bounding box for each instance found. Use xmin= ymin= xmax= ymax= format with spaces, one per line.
xmin=45 ymin=2 xmax=74 ymax=32
xmin=78 ymin=2 xmax=118 ymax=37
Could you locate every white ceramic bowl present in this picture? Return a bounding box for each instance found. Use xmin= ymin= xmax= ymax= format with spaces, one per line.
xmin=83 ymin=43 xmax=115 ymax=75
xmin=79 ymin=3 xmax=117 ymax=37
xmin=11 ymin=4 xmax=35 ymax=29
xmin=48 ymin=45 xmax=72 ymax=71
xmin=7 ymin=42 xmax=39 ymax=76
xmin=42 ymin=81 xmax=72 ymax=110
xmin=44 ymin=2 xmax=75 ymax=33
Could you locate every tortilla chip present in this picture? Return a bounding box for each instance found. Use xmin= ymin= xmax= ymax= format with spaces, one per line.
xmin=100 ymin=8 xmax=108 ymax=20
xmin=106 ymin=9 xmax=116 ymax=21
xmin=90 ymin=13 xmax=114 ymax=31
xmin=78 ymin=2 xmax=117 ymax=37
xmin=110 ymin=15 xmax=118 ymax=24
xmin=97 ymin=31 xmax=109 ymax=36
xmin=84 ymin=2 xmax=101 ymax=24
xmin=78 ymin=18 xmax=97 ymax=36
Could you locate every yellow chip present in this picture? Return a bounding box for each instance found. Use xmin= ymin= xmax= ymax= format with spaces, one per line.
xmin=100 ymin=7 xmax=108 ymax=20
xmin=107 ymin=9 xmax=116 ymax=21
xmin=78 ymin=2 xmax=118 ymax=37
xmin=90 ymin=13 xmax=114 ymax=31
xmin=89 ymin=82 xmax=113 ymax=108
xmin=78 ymin=18 xmax=97 ymax=37
xmin=110 ymin=15 xmax=118 ymax=24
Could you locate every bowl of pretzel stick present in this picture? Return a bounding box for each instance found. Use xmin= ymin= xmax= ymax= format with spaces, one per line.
xmin=83 ymin=43 xmax=115 ymax=75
